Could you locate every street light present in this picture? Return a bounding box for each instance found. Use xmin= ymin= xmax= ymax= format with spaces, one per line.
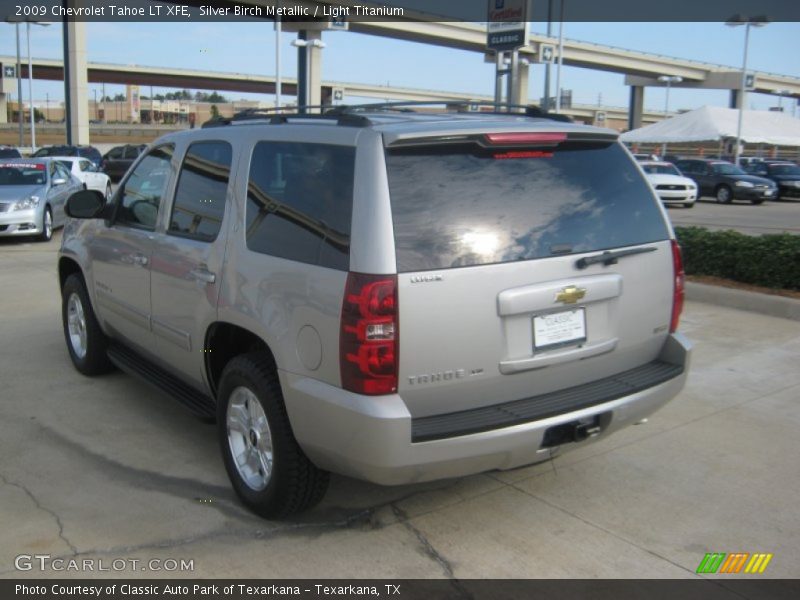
xmin=657 ymin=75 xmax=682 ymax=156
xmin=726 ymin=14 xmax=768 ymax=166
xmin=26 ymin=20 xmax=50 ymax=152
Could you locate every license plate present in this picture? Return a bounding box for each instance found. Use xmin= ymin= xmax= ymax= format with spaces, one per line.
xmin=533 ymin=308 xmax=586 ymax=351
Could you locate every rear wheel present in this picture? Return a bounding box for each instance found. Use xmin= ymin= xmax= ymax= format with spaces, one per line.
xmin=38 ymin=207 xmax=53 ymax=242
xmin=62 ymin=274 xmax=114 ymax=375
xmin=715 ymin=185 xmax=732 ymax=204
xmin=217 ymin=353 xmax=329 ymax=518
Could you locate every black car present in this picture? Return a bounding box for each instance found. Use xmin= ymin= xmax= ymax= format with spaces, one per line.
xmin=674 ymin=158 xmax=778 ymax=204
xmin=0 ymin=146 xmax=22 ymax=159
xmin=32 ymin=145 xmax=103 ymax=169
xmin=744 ymin=162 xmax=800 ymax=200
xmin=101 ymin=144 xmax=146 ymax=181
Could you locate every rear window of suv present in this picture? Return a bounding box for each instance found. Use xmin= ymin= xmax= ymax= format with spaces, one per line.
xmin=386 ymin=141 xmax=669 ymax=272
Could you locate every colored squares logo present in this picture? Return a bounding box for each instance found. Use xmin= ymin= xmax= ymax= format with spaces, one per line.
xmin=696 ymin=552 xmax=773 ymax=574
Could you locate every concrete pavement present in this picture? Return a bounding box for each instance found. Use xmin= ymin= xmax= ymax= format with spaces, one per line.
xmin=0 ymin=234 xmax=798 ymax=580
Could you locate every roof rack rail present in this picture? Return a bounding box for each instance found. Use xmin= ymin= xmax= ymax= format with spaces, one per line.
xmin=202 ymin=106 xmax=371 ymax=128
xmin=201 ymin=100 xmax=574 ymax=129
xmin=325 ymin=101 xmax=574 ymax=123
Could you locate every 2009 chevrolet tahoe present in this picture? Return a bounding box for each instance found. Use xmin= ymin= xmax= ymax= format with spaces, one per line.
xmin=59 ymin=103 xmax=691 ymax=518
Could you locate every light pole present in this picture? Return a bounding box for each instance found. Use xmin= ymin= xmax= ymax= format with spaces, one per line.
xmin=45 ymin=92 xmax=49 ymax=123
xmin=93 ymin=89 xmax=97 ymax=120
xmin=657 ymin=75 xmax=682 ymax=157
xmin=13 ymin=21 xmax=23 ymax=147
xmin=26 ymin=20 xmax=50 ymax=151
xmin=726 ymin=15 xmax=768 ymax=166
xmin=275 ymin=2 xmax=282 ymax=110
xmin=555 ymin=0 xmax=566 ymax=113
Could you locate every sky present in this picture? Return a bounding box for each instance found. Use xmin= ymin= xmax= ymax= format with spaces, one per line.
xmin=1 ymin=20 xmax=798 ymax=116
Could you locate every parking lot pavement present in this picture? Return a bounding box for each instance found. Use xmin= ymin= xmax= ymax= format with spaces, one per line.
xmin=1 ymin=238 xmax=799 ymax=579
xmin=667 ymin=197 xmax=800 ymax=235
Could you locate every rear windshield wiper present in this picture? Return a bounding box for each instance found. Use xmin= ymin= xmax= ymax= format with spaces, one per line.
xmin=575 ymin=246 xmax=657 ymax=269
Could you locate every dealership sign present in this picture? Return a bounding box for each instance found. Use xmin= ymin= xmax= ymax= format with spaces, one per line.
xmin=487 ymin=0 xmax=529 ymax=51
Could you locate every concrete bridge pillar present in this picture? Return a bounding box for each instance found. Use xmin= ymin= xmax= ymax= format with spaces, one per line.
xmin=729 ymin=89 xmax=743 ymax=109
xmin=64 ymin=20 xmax=89 ymax=144
xmin=628 ymin=85 xmax=644 ymax=131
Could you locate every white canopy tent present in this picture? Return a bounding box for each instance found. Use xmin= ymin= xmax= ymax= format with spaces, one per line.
xmin=620 ymin=105 xmax=800 ymax=147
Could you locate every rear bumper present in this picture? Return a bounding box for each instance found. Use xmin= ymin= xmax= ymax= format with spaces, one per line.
xmin=283 ymin=333 xmax=692 ymax=486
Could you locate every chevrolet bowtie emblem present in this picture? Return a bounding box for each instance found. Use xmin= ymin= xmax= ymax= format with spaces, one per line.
xmin=555 ymin=285 xmax=586 ymax=304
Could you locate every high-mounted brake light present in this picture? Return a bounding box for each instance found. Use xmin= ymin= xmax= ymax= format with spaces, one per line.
xmin=340 ymin=273 xmax=398 ymax=395
xmin=670 ymin=240 xmax=685 ymax=333
xmin=485 ymin=132 xmax=567 ymax=145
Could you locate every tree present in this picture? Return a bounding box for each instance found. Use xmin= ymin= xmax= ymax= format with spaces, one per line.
xmin=207 ymin=91 xmax=227 ymax=103
xmin=210 ymin=104 xmax=220 ymax=119
xmin=113 ymin=93 xmax=125 ymax=101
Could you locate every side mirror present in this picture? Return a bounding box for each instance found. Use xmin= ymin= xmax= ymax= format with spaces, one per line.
xmin=52 ymin=177 xmax=67 ymax=186
xmin=66 ymin=190 xmax=109 ymax=219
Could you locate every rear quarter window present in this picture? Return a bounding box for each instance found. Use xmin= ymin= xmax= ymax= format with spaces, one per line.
xmin=245 ymin=141 xmax=355 ymax=271
xmin=386 ymin=141 xmax=669 ymax=272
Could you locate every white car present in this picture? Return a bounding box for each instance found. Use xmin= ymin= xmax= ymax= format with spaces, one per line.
xmin=640 ymin=161 xmax=697 ymax=208
xmin=52 ymin=156 xmax=112 ymax=199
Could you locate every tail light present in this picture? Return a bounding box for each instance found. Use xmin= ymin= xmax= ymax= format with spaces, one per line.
xmin=670 ymin=240 xmax=685 ymax=333
xmin=340 ymin=273 xmax=398 ymax=395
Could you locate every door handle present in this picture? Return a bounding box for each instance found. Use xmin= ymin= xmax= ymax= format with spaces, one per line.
xmin=190 ymin=267 xmax=216 ymax=284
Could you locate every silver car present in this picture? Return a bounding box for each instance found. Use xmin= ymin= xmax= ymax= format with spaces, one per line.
xmin=58 ymin=104 xmax=692 ymax=518
xmin=0 ymin=158 xmax=82 ymax=241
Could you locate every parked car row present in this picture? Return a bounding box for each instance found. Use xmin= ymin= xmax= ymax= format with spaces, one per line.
xmin=2 ymin=144 xmax=147 ymax=183
xmin=634 ymin=152 xmax=800 ymax=206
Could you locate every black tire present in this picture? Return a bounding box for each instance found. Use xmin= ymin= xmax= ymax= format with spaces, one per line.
xmin=684 ymin=203 xmax=694 ymax=208
xmin=61 ymin=274 xmax=114 ymax=375
xmin=217 ymin=353 xmax=329 ymax=518
xmin=38 ymin=206 xmax=53 ymax=242
xmin=715 ymin=185 xmax=733 ymax=204
xmin=105 ymin=182 xmax=112 ymax=199
xmin=751 ymin=198 xmax=764 ymax=205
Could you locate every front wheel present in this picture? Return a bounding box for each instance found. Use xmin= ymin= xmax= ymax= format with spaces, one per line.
xmin=684 ymin=203 xmax=694 ymax=208
xmin=38 ymin=207 xmax=53 ymax=242
xmin=61 ymin=274 xmax=114 ymax=375
xmin=715 ymin=185 xmax=733 ymax=204
xmin=217 ymin=353 xmax=329 ymax=519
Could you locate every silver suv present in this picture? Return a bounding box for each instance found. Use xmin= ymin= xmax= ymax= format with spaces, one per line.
xmin=58 ymin=104 xmax=691 ymax=518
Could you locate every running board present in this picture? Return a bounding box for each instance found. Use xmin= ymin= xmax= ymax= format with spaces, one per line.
xmin=107 ymin=342 xmax=216 ymax=421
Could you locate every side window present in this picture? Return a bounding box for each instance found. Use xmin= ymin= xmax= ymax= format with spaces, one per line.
xmin=168 ymin=141 xmax=232 ymax=242
xmin=54 ymin=162 xmax=71 ymax=182
xmin=116 ymin=145 xmax=174 ymax=230
xmin=245 ymin=141 xmax=355 ymax=270
xmin=79 ymin=160 xmax=92 ymax=172
xmin=107 ymin=147 xmax=124 ymax=159
xmin=123 ymin=146 xmax=140 ymax=159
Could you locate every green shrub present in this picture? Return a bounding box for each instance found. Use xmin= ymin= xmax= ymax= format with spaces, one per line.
xmin=674 ymin=227 xmax=800 ymax=290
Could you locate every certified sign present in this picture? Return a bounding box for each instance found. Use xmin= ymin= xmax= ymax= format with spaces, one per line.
xmin=487 ymin=0 xmax=529 ymax=51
